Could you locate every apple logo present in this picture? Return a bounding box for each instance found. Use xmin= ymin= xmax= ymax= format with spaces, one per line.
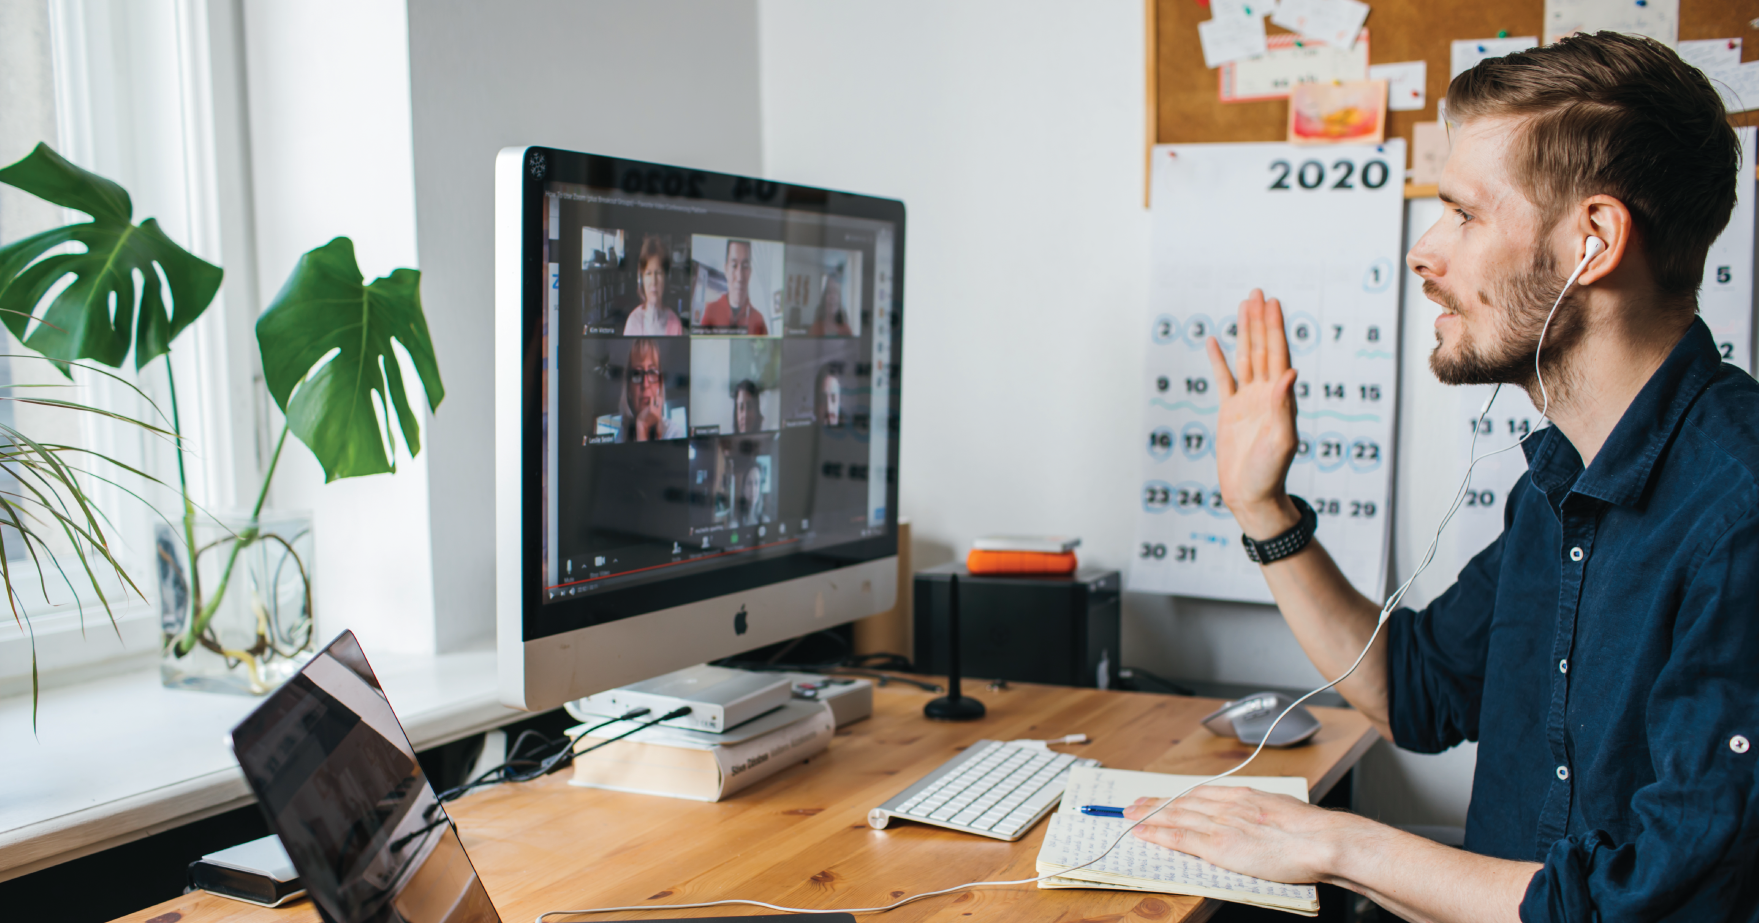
xmin=733 ymin=605 xmax=749 ymax=635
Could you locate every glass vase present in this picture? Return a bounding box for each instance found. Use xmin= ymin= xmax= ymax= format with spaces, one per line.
xmin=158 ymin=509 xmax=315 ymax=695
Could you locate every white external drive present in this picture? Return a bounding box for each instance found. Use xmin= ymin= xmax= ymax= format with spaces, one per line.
xmin=578 ymin=664 xmax=792 ymax=733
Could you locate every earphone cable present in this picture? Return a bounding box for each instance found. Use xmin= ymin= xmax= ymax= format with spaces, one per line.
xmin=538 ymin=246 xmax=1601 ymax=920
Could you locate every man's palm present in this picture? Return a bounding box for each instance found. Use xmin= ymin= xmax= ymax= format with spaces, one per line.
xmin=1208 ymin=290 xmax=1299 ymax=534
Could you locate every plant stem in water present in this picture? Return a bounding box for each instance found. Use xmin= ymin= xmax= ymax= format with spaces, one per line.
xmin=166 ymin=357 xmax=204 ymax=655
xmin=176 ymin=422 xmax=289 ymax=656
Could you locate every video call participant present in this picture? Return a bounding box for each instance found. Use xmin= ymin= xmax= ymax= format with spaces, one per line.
xmin=1124 ymin=34 xmax=1755 ymax=923
xmin=699 ymin=240 xmax=769 ymax=334
xmin=623 ymin=235 xmax=685 ymax=336
xmin=815 ymin=363 xmax=843 ymax=426
xmin=734 ymin=380 xmax=765 ymax=433
xmin=618 ymin=339 xmax=684 ymax=442
xmin=808 ymin=274 xmax=853 ymax=336
xmin=738 ymin=461 xmax=766 ymax=526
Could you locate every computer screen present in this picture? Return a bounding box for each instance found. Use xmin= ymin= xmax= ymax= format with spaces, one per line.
xmin=497 ymin=148 xmax=904 ymax=708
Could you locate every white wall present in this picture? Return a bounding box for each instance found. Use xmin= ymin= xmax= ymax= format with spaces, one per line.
xmin=240 ymin=0 xmax=437 ymax=657
xmin=757 ymin=0 xmax=1478 ymax=827
xmin=404 ymin=0 xmax=765 ymax=651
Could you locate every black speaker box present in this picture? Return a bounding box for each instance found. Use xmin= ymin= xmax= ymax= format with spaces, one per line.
xmin=912 ymin=563 xmax=1121 ymax=689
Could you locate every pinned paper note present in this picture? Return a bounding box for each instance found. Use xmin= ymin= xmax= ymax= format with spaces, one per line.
xmin=1199 ymin=1 xmax=1270 ymax=69
xmin=1271 ymin=0 xmax=1369 ymax=49
xmin=1544 ymin=0 xmax=1678 ymax=46
xmin=1681 ymin=39 xmax=1759 ymax=115
xmin=1411 ymin=122 xmax=1452 ymax=185
xmin=1450 ymin=37 xmax=1538 ymax=80
xmin=1288 ymin=79 xmax=1387 ymax=145
xmin=1369 ymin=60 xmax=1426 ymax=111
xmin=1220 ymin=30 xmax=1370 ymax=102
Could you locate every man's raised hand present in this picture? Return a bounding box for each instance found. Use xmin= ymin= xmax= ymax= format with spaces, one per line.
xmin=1207 ymin=289 xmax=1302 ymax=539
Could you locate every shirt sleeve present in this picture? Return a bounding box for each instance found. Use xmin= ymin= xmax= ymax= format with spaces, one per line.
xmin=1521 ymin=503 xmax=1759 ymax=922
xmin=1382 ymin=475 xmax=1528 ymax=754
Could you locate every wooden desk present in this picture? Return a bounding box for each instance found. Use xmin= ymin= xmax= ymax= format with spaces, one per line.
xmin=113 ymin=682 xmax=1377 ymax=923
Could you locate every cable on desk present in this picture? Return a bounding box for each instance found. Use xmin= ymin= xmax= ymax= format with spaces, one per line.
xmin=439 ymin=706 xmax=691 ymax=803
xmin=538 ymin=362 xmax=1517 ymax=919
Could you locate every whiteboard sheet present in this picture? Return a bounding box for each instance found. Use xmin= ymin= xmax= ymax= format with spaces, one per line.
xmin=1133 ymin=142 xmax=1406 ymax=604
xmin=1702 ymin=127 xmax=1756 ymax=372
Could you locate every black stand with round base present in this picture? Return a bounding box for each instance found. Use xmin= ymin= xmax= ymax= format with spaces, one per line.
xmin=924 ymin=573 xmax=985 ymax=721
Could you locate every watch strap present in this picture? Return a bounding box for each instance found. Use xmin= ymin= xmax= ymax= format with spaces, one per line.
xmin=1242 ymin=495 xmax=1317 ymax=565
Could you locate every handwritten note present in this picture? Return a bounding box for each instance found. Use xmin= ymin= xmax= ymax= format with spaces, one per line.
xmin=1037 ymin=813 xmax=1319 ymax=912
xmin=1038 ymin=767 xmax=1319 ymax=914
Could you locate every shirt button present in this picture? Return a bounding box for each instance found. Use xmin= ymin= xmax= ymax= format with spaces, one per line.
xmin=1734 ymin=736 xmax=1751 ymax=754
xmin=1569 ymin=546 xmax=1584 ymax=562
xmin=1559 ymin=659 xmax=1569 ymax=674
xmin=1556 ymin=765 xmax=1570 ymax=780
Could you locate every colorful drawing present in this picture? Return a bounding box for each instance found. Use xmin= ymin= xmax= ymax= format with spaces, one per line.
xmin=1287 ymin=80 xmax=1387 ymax=145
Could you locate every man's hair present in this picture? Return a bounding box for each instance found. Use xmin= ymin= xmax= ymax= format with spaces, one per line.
xmin=725 ymin=239 xmax=751 ymax=262
xmin=1447 ymin=31 xmax=1740 ymax=297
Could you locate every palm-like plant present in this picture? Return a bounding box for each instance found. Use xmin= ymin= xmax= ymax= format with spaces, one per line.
xmin=0 ymin=143 xmax=444 ymax=719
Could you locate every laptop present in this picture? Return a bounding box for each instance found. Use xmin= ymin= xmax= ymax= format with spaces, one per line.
xmin=231 ymin=631 xmax=853 ymax=923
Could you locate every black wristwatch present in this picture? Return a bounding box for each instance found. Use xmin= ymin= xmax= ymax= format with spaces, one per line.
xmin=1241 ymin=495 xmax=1317 ymax=565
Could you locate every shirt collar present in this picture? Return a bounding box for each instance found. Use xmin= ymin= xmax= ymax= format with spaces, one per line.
xmin=1521 ymin=317 xmax=1722 ymax=507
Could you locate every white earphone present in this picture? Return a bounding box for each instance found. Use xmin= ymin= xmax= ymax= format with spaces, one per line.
xmin=540 ymin=233 xmax=1617 ymax=922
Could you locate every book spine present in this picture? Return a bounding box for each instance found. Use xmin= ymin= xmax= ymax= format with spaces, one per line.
xmin=712 ymin=705 xmax=836 ymax=799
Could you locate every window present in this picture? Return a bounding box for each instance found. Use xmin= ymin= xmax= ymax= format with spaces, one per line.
xmin=0 ymin=0 xmax=259 ymax=689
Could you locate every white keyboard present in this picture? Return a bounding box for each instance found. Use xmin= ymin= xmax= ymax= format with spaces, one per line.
xmin=866 ymin=739 xmax=1099 ymax=841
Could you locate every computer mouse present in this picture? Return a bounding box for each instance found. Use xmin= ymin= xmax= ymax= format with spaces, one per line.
xmin=1201 ymin=692 xmax=1322 ymax=747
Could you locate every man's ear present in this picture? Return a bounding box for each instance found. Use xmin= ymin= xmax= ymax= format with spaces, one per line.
xmin=1574 ymin=195 xmax=1635 ymax=286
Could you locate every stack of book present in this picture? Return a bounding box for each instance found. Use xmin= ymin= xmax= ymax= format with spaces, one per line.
xmin=567 ymin=699 xmax=835 ymax=802
xmin=1035 ymin=766 xmax=1320 ymax=917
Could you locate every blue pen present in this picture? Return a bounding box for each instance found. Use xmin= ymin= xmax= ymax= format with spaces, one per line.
xmin=1079 ymin=805 xmax=1127 ymax=818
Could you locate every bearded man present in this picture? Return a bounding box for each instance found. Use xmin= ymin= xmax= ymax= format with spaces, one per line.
xmin=1126 ymin=32 xmax=1755 ymax=922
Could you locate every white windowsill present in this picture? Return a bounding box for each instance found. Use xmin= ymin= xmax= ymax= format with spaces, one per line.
xmin=0 ymin=642 xmax=520 ymax=883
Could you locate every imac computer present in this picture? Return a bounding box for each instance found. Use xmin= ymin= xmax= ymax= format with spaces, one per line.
xmin=494 ymin=147 xmax=905 ymax=712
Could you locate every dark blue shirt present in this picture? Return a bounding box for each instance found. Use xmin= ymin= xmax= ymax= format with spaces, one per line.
xmin=1385 ymin=319 xmax=1759 ymax=922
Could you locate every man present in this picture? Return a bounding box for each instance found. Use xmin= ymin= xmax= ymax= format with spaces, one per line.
xmin=815 ymin=363 xmax=843 ymax=426
xmin=734 ymin=379 xmax=765 ymax=433
xmin=1125 ymin=33 xmax=1754 ymax=922
xmin=699 ymin=239 xmax=769 ymax=334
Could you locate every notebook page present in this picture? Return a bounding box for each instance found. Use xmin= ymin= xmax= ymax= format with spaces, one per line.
xmin=1061 ymin=766 xmax=1309 ymax=811
xmin=1038 ymin=812 xmax=1318 ymax=905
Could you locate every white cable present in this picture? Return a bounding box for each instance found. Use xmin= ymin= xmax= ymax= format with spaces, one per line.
xmin=538 ymin=248 xmax=1601 ymax=922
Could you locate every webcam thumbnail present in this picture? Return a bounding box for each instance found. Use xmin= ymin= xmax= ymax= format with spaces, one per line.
xmin=688 ymin=337 xmax=782 ymax=437
xmin=782 ymin=244 xmax=864 ymax=337
xmin=688 ymin=433 xmax=779 ymax=537
xmin=583 ymin=337 xmax=691 ymax=444
xmin=689 ymin=235 xmax=784 ymax=336
xmin=580 ymin=227 xmax=691 ymax=336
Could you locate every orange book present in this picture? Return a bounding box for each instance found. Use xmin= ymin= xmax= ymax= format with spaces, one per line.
xmin=965 ymin=549 xmax=1078 ymax=575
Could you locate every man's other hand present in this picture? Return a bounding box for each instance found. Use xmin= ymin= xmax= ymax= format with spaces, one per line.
xmin=1209 ymin=289 xmax=1301 ymax=539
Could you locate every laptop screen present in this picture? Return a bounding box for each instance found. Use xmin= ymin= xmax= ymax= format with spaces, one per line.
xmin=231 ymin=631 xmax=500 ymax=923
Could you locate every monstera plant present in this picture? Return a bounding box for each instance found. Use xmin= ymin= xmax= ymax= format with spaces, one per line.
xmin=0 ymin=142 xmax=444 ymax=707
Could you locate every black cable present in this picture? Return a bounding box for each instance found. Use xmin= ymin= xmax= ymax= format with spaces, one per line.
xmin=437 ymin=707 xmax=655 ymax=803
xmin=710 ymin=657 xmax=944 ymax=693
xmin=571 ymin=705 xmax=693 ymax=758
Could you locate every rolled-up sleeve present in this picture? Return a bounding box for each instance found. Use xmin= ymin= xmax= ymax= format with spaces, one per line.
xmin=1383 ymin=478 xmax=1526 ymax=754
xmin=1521 ymin=504 xmax=1759 ymax=921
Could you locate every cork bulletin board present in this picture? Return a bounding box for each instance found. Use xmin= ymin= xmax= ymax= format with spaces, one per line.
xmin=1146 ymin=0 xmax=1759 ymax=193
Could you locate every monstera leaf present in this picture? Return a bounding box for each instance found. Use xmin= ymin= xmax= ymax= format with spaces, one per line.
xmin=256 ymin=237 xmax=444 ymax=481
xmin=0 ymin=144 xmax=222 ymax=372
